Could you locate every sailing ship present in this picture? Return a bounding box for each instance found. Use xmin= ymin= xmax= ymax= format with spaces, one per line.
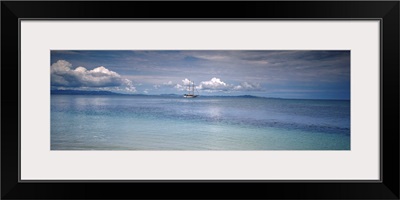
xmin=183 ymin=80 xmax=199 ymax=98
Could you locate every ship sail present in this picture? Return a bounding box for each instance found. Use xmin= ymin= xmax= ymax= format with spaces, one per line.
xmin=183 ymin=80 xmax=199 ymax=98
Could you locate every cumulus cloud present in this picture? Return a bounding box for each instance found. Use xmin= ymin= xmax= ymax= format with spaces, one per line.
xmin=174 ymin=79 xmax=193 ymax=91
xmin=51 ymin=60 xmax=136 ymax=92
xmin=174 ymin=84 xmax=184 ymax=90
xmin=197 ymin=77 xmax=231 ymax=91
xmin=173 ymin=77 xmax=264 ymax=93
xmin=181 ymin=78 xmax=192 ymax=86
xmin=163 ymin=81 xmax=174 ymax=86
xmin=233 ymin=82 xmax=262 ymax=91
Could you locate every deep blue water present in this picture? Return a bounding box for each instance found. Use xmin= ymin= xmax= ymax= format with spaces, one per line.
xmin=51 ymin=95 xmax=350 ymax=150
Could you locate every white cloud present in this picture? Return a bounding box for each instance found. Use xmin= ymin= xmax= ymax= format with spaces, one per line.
xmin=173 ymin=79 xmax=199 ymax=91
xmin=173 ymin=77 xmax=264 ymax=93
xmin=182 ymin=78 xmax=192 ymax=86
xmin=177 ymin=78 xmax=197 ymax=91
xmin=174 ymin=84 xmax=185 ymax=91
xmin=51 ymin=60 xmax=136 ymax=92
xmin=234 ymin=82 xmax=262 ymax=91
xmin=163 ymin=81 xmax=174 ymax=86
xmin=197 ymin=77 xmax=231 ymax=91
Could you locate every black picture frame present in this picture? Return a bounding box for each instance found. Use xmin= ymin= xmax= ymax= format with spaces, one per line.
xmin=2 ymin=1 xmax=399 ymax=199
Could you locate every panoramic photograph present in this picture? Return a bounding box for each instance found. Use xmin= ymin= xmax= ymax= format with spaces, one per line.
xmin=51 ymin=50 xmax=350 ymax=150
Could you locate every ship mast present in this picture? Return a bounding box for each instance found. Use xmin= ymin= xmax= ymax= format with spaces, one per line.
xmin=187 ymin=80 xmax=194 ymax=95
xmin=183 ymin=79 xmax=198 ymax=97
xmin=192 ymin=81 xmax=194 ymax=95
xmin=189 ymin=80 xmax=191 ymax=95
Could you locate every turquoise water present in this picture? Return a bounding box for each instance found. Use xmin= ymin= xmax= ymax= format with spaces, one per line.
xmin=51 ymin=95 xmax=350 ymax=150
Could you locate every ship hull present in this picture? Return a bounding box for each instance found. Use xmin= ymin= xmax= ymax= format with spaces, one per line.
xmin=183 ymin=95 xmax=198 ymax=98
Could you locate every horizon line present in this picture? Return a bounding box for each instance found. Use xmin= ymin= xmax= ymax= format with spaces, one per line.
xmin=50 ymin=89 xmax=350 ymax=101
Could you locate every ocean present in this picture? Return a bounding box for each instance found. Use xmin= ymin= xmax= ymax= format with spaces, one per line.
xmin=51 ymin=95 xmax=350 ymax=150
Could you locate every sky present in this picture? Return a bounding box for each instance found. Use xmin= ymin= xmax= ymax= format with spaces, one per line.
xmin=51 ymin=50 xmax=350 ymax=100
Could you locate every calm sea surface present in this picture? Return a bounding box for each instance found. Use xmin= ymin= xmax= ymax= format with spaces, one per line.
xmin=51 ymin=95 xmax=350 ymax=150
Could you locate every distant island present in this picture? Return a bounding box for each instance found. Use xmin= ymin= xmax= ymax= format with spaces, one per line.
xmin=50 ymin=90 xmax=348 ymax=100
xmin=50 ymin=89 xmax=263 ymax=98
xmin=51 ymin=90 xmax=129 ymax=96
